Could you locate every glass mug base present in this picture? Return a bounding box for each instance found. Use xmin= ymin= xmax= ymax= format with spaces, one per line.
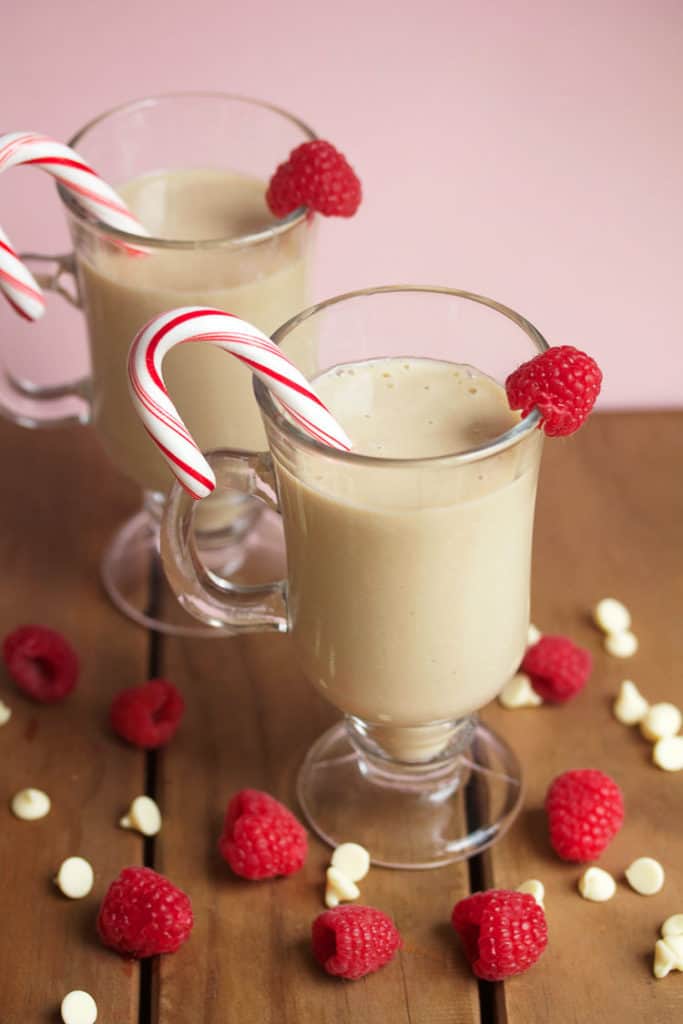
xmin=296 ymin=717 xmax=523 ymax=869
xmin=101 ymin=490 xmax=286 ymax=637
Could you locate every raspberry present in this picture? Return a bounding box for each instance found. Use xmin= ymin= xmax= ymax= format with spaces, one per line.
xmin=505 ymin=345 xmax=602 ymax=437
xmin=219 ymin=788 xmax=307 ymax=879
xmin=545 ymin=768 xmax=624 ymax=861
xmin=97 ymin=866 xmax=193 ymax=958
xmin=522 ymin=635 xmax=592 ymax=703
xmin=2 ymin=625 xmax=79 ymax=702
xmin=312 ymin=905 xmax=402 ymax=980
xmin=222 ymin=788 xmax=289 ymax=832
xmin=451 ymin=890 xmax=548 ymax=981
xmin=266 ymin=140 xmax=362 ymax=218
xmin=109 ymin=679 xmax=184 ymax=749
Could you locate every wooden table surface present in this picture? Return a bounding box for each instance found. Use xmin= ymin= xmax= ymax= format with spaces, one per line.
xmin=0 ymin=412 xmax=681 ymax=1024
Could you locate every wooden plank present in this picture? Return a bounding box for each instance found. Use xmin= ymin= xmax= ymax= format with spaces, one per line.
xmin=154 ymin=534 xmax=480 ymax=1024
xmin=482 ymin=412 xmax=683 ymax=1023
xmin=0 ymin=421 xmax=148 ymax=1022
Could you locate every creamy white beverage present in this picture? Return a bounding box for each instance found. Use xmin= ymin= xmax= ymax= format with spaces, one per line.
xmin=275 ymin=357 xmax=542 ymax=747
xmin=77 ymin=168 xmax=309 ymax=494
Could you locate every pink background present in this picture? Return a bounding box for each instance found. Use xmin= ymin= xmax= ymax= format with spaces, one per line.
xmin=2 ymin=0 xmax=682 ymax=408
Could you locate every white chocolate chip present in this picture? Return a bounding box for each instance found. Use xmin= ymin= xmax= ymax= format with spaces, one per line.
xmin=662 ymin=915 xmax=683 ymax=938
xmin=653 ymin=736 xmax=683 ymax=772
xmin=593 ymin=598 xmax=632 ymax=635
xmin=604 ymin=631 xmax=638 ymax=658
xmin=625 ymin=857 xmax=665 ymax=895
xmin=654 ymin=939 xmax=679 ymax=978
xmin=663 ymin=935 xmax=683 ymax=960
xmin=640 ymin=703 xmax=682 ymax=742
xmin=498 ymin=673 xmax=543 ymax=709
xmin=325 ymin=866 xmax=360 ymax=907
xmin=516 ymin=878 xmax=545 ymax=908
xmin=60 ymin=990 xmax=97 ymax=1024
xmin=613 ymin=680 xmax=649 ymax=725
xmin=578 ymin=866 xmax=616 ymax=902
xmin=55 ymin=857 xmax=94 ymax=900
xmin=119 ymin=795 xmax=162 ymax=837
xmin=527 ymin=623 xmax=542 ymax=646
xmin=324 ymin=888 xmax=340 ymax=909
xmin=330 ymin=842 xmax=370 ymax=883
xmin=10 ymin=787 xmax=50 ymax=820
xmin=653 ymin=935 xmax=683 ymax=978
xmin=0 ymin=700 xmax=11 ymax=726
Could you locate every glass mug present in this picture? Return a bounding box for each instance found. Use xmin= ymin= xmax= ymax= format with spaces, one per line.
xmin=159 ymin=286 xmax=547 ymax=868
xmin=0 ymin=93 xmax=315 ymax=635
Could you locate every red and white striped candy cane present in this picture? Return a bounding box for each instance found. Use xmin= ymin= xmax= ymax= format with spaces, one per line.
xmin=0 ymin=131 xmax=148 ymax=321
xmin=128 ymin=307 xmax=352 ymax=499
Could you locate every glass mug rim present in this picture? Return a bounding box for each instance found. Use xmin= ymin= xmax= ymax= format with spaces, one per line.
xmin=58 ymin=91 xmax=315 ymax=250
xmin=259 ymin=284 xmax=548 ymax=468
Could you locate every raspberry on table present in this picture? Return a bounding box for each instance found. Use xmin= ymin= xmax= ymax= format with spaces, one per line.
xmin=222 ymin=787 xmax=286 ymax=832
xmin=545 ymin=768 xmax=624 ymax=862
xmin=451 ymin=890 xmax=548 ymax=981
xmin=312 ymin=905 xmax=402 ymax=980
xmin=109 ymin=678 xmax=184 ymax=749
xmin=97 ymin=866 xmax=193 ymax=958
xmin=522 ymin=635 xmax=592 ymax=703
xmin=2 ymin=624 xmax=79 ymax=702
xmin=219 ymin=788 xmax=307 ymax=880
xmin=267 ymin=140 xmax=362 ymax=218
xmin=505 ymin=345 xmax=602 ymax=437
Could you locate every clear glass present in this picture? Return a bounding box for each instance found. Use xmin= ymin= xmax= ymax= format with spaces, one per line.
xmin=161 ymin=286 xmax=547 ymax=866
xmin=1 ymin=93 xmax=316 ymax=635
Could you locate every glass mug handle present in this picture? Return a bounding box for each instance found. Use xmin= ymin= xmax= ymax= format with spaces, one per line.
xmin=0 ymin=252 xmax=92 ymax=427
xmin=161 ymin=448 xmax=289 ymax=633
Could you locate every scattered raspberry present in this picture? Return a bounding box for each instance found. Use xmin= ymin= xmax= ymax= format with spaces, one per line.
xmin=545 ymin=768 xmax=624 ymax=862
xmin=219 ymin=788 xmax=307 ymax=880
xmin=505 ymin=345 xmax=602 ymax=437
xmin=97 ymin=866 xmax=193 ymax=958
xmin=312 ymin=905 xmax=402 ymax=980
xmin=2 ymin=625 xmax=79 ymax=702
xmin=222 ymin=788 xmax=290 ymax=832
xmin=109 ymin=679 xmax=184 ymax=750
xmin=267 ymin=140 xmax=362 ymax=218
xmin=522 ymin=635 xmax=592 ymax=703
xmin=452 ymin=890 xmax=548 ymax=981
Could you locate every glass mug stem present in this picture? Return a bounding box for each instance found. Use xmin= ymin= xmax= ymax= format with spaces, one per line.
xmin=161 ymin=449 xmax=288 ymax=632
xmin=0 ymin=252 xmax=91 ymax=428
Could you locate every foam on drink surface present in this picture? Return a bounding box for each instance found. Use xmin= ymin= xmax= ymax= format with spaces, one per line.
xmin=314 ymin=357 xmax=519 ymax=459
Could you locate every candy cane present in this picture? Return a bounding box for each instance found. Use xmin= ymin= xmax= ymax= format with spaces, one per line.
xmin=0 ymin=131 xmax=149 ymax=321
xmin=128 ymin=307 xmax=352 ymax=499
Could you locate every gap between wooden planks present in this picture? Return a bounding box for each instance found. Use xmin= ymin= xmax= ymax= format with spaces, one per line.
xmin=2 ymin=413 xmax=681 ymax=1024
xmin=0 ymin=421 xmax=149 ymax=1023
xmin=481 ymin=412 xmax=683 ymax=1024
xmin=149 ymin=412 xmax=683 ymax=1024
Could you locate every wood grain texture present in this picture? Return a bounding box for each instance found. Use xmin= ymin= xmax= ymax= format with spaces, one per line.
xmin=482 ymin=412 xmax=683 ymax=1023
xmin=0 ymin=421 xmax=148 ymax=1023
xmin=1 ymin=411 xmax=681 ymax=1024
xmin=153 ymin=629 xmax=480 ymax=1024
